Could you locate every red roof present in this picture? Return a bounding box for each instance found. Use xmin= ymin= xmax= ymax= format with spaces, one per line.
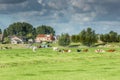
xmin=36 ymin=34 xmax=55 ymax=41
xmin=37 ymin=34 xmax=46 ymax=37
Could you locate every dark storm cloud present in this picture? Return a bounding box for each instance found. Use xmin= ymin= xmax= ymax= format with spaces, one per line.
xmin=0 ymin=0 xmax=120 ymax=19
xmin=92 ymin=0 xmax=120 ymax=21
xmin=0 ymin=0 xmax=120 ymax=23
xmin=0 ymin=0 xmax=120 ymax=34
xmin=0 ymin=0 xmax=27 ymax=4
xmin=0 ymin=0 xmax=43 ymax=14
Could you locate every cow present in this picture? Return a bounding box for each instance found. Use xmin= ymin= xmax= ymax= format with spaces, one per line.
xmin=83 ymin=49 xmax=88 ymax=52
xmin=63 ymin=49 xmax=71 ymax=53
xmin=95 ymin=49 xmax=105 ymax=53
xmin=77 ymin=49 xmax=81 ymax=52
xmin=68 ymin=49 xmax=71 ymax=53
xmin=53 ymin=47 xmax=59 ymax=51
xmin=32 ymin=46 xmax=37 ymax=52
xmin=106 ymin=49 xmax=115 ymax=52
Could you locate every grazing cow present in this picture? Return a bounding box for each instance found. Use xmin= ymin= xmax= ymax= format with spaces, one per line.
xmin=95 ymin=49 xmax=105 ymax=53
xmin=77 ymin=49 xmax=81 ymax=52
xmin=53 ymin=47 xmax=59 ymax=51
xmin=32 ymin=46 xmax=37 ymax=52
xmin=63 ymin=49 xmax=68 ymax=52
xmin=63 ymin=49 xmax=71 ymax=53
xmin=107 ymin=49 xmax=115 ymax=52
xmin=83 ymin=49 xmax=88 ymax=52
xmin=58 ymin=49 xmax=63 ymax=52
xmin=68 ymin=49 xmax=71 ymax=53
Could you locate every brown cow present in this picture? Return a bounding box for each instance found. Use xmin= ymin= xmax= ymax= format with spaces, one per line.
xmin=106 ymin=49 xmax=115 ymax=52
xmin=83 ymin=49 xmax=88 ymax=52
xmin=63 ymin=49 xmax=71 ymax=53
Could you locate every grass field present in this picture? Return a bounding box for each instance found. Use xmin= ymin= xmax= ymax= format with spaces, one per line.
xmin=0 ymin=45 xmax=120 ymax=80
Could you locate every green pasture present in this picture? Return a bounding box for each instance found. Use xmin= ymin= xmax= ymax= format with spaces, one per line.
xmin=0 ymin=45 xmax=120 ymax=80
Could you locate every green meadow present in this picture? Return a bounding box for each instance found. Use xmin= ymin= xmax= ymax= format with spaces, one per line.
xmin=0 ymin=44 xmax=120 ymax=80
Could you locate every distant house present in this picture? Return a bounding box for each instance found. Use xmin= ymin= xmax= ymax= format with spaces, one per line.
xmin=35 ymin=34 xmax=55 ymax=43
xmin=28 ymin=39 xmax=34 ymax=43
xmin=10 ymin=36 xmax=25 ymax=44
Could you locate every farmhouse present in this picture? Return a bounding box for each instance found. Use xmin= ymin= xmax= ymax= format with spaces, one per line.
xmin=35 ymin=34 xmax=55 ymax=43
xmin=10 ymin=36 xmax=25 ymax=44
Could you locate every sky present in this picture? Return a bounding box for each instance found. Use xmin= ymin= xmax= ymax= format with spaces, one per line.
xmin=0 ymin=0 xmax=120 ymax=35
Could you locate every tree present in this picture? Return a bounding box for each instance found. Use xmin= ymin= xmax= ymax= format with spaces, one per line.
xmin=0 ymin=29 xmax=2 ymax=34
xmin=100 ymin=31 xmax=119 ymax=43
xmin=100 ymin=34 xmax=110 ymax=42
xmin=32 ymin=28 xmax=36 ymax=38
xmin=109 ymin=31 xmax=118 ymax=42
xmin=3 ymin=29 xmax=8 ymax=38
xmin=100 ymin=34 xmax=104 ymax=42
xmin=2 ymin=29 xmax=9 ymax=43
xmin=0 ymin=28 xmax=2 ymax=42
xmin=71 ymin=35 xmax=76 ymax=42
xmin=58 ymin=33 xmax=70 ymax=46
xmin=79 ymin=27 xmax=97 ymax=47
xmin=71 ymin=35 xmax=80 ymax=43
xmin=117 ymin=35 xmax=120 ymax=42
xmin=3 ymin=37 xmax=10 ymax=44
xmin=36 ymin=25 xmax=55 ymax=35
xmin=6 ymin=22 xmax=34 ymax=38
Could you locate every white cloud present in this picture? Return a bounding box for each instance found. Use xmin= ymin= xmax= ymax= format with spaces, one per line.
xmin=70 ymin=11 xmax=96 ymax=23
xmin=37 ymin=0 xmax=42 ymax=4
xmin=70 ymin=0 xmax=85 ymax=8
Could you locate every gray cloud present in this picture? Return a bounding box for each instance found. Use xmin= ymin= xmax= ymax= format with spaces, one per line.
xmin=0 ymin=0 xmax=120 ymax=35
xmin=0 ymin=0 xmax=27 ymax=4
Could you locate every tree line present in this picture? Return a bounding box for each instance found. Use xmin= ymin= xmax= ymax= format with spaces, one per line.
xmin=60 ymin=28 xmax=98 ymax=47
xmin=100 ymin=31 xmax=120 ymax=43
xmin=60 ymin=28 xmax=120 ymax=47
xmin=0 ymin=21 xmax=120 ymax=46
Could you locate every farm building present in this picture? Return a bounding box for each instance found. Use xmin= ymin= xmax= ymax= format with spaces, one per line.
xmin=10 ymin=36 xmax=25 ymax=44
xmin=35 ymin=34 xmax=55 ymax=43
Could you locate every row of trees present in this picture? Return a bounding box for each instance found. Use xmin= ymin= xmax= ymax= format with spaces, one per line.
xmin=59 ymin=28 xmax=120 ymax=47
xmin=1 ymin=21 xmax=120 ymax=46
xmin=59 ymin=28 xmax=97 ymax=47
xmin=100 ymin=31 xmax=120 ymax=43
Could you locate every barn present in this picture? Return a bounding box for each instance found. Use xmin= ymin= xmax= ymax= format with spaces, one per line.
xmin=10 ymin=36 xmax=25 ymax=44
xmin=35 ymin=34 xmax=55 ymax=43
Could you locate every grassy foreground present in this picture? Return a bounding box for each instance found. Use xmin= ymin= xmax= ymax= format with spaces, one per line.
xmin=0 ymin=47 xmax=120 ymax=80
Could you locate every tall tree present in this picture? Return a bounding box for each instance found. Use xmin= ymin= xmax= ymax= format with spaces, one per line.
xmin=71 ymin=35 xmax=76 ymax=43
xmin=36 ymin=25 xmax=55 ymax=35
xmin=58 ymin=33 xmax=70 ymax=46
xmin=2 ymin=29 xmax=8 ymax=43
xmin=71 ymin=35 xmax=80 ymax=43
xmin=3 ymin=29 xmax=8 ymax=38
xmin=100 ymin=31 xmax=119 ymax=43
xmin=117 ymin=35 xmax=120 ymax=42
xmin=79 ymin=27 xmax=97 ymax=47
xmin=109 ymin=31 xmax=118 ymax=42
xmin=6 ymin=22 xmax=34 ymax=38
xmin=0 ymin=29 xmax=2 ymax=34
